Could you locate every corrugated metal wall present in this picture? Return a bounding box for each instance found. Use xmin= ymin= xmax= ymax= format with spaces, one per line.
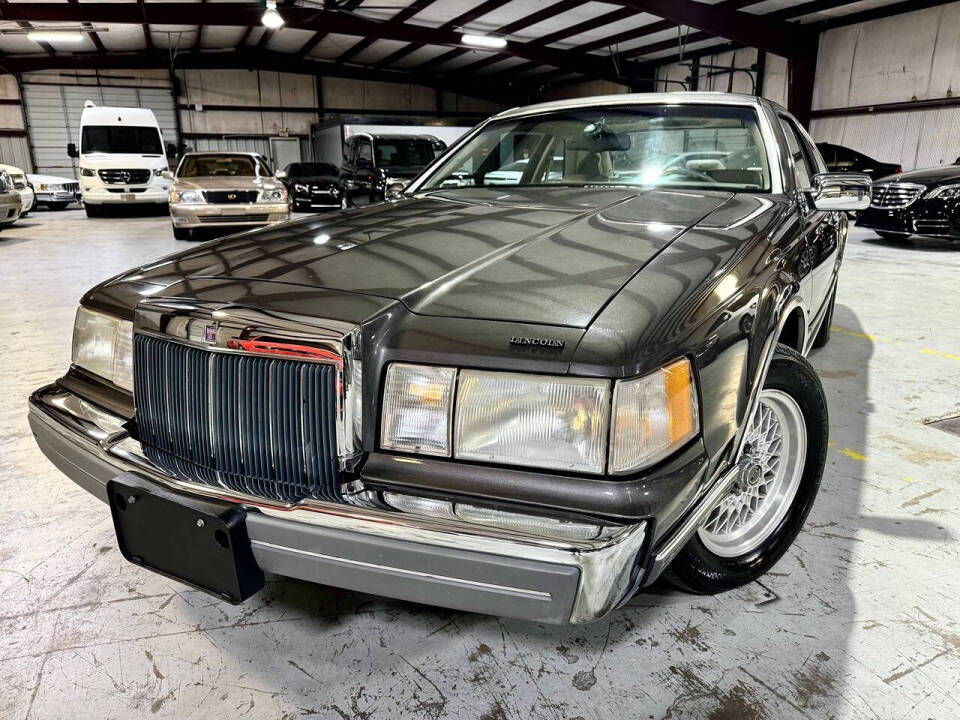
xmin=0 ymin=136 xmax=32 ymax=172
xmin=184 ymin=136 xmax=311 ymax=167
xmin=23 ymin=83 xmax=177 ymax=177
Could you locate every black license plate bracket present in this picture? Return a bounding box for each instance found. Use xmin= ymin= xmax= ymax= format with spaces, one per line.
xmin=107 ymin=472 xmax=264 ymax=604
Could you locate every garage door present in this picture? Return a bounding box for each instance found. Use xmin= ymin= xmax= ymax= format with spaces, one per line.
xmin=23 ymin=84 xmax=179 ymax=178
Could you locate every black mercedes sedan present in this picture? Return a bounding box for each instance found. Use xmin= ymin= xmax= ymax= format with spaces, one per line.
xmin=816 ymin=142 xmax=901 ymax=179
xmin=856 ymin=161 xmax=960 ymax=241
xmin=29 ymin=93 xmax=871 ymax=625
xmin=281 ymin=161 xmax=342 ymax=212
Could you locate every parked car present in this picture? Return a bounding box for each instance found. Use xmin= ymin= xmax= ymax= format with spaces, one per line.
xmin=816 ymin=142 xmax=901 ymax=179
xmin=0 ymin=170 xmax=21 ymax=230
xmin=281 ymin=161 xmax=342 ymax=212
xmin=29 ymin=93 xmax=871 ymax=624
xmin=856 ymin=160 xmax=960 ymax=241
xmin=27 ymin=174 xmax=80 ymax=210
xmin=0 ymin=163 xmax=36 ymax=217
xmin=164 ymin=151 xmax=290 ymax=240
xmin=68 ymin=102 xmax=173 ymax=217
xmin=340 ymin=133 xmax=445 ymax=206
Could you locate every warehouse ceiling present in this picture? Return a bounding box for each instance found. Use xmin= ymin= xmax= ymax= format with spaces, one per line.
xmin=0 ymin=0 xmax=944 ymax=100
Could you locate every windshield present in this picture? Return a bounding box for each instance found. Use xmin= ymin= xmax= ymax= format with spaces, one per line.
xmin=81 ymin=125 xmax=163 ymax=154
xmin=177 ymin=155 xmax=264 ymax=178
xmin=421 ymin=104 xmax=770 ymax=193
xmin=374 ymin=139 xmax=445 ymax=169
xmin=290 ymin=162 xmax=338 ymax=177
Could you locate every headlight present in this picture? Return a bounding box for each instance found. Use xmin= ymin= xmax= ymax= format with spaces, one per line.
xmin=294 ymin=183 xmax=309 ymax=193
xmin=381 ymin=364 xmax=457 ymax=456
xmin=71 ymin=307 xmax=133 ymax=391
xmin=170 ymin=189 xmax=203 ymax=204
xmin=455 ymin=371 xmax=610 ymax=474
xmin=260 ymin=187 xmax=287 ymax=203
xmin=609 ymin=358 xmax=699 ymax=474
xmin=926 ymin=183 xmax=960 ymax=199
xmin=80 ymin=168 xmax=96 ymax=177
xmin=153 ymin=168 xmax=165 ymax=177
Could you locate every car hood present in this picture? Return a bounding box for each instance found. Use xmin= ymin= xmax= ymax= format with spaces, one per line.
xmin=878 ymin=164 xmax=960 ymax=185
xmin=173 ymin=176 xmax=284 ymax=191
xmin=112 ymin=186 xmax=734 ymax=328
xmin=78 ymin=153 xmax=166 ymax=169
xmin=27 ymin=174 xmax=76 ymax=184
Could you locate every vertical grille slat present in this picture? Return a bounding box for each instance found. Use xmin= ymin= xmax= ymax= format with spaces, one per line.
xmin=134 ymin=335 xmax=341 ymax=502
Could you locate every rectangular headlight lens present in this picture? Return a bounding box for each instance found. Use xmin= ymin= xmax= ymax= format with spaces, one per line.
xmin=609 ymin=358 xmax=699 ymax=474
xmin=381 ymin=363 xmax=456 ymax=456
xmin=71 ymin=307 xmax=133 ymax=391
xmin=454 ymin=371 xmax=610 ymax=474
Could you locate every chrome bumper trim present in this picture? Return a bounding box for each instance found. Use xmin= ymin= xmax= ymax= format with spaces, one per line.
xmin=29 ymin=383 xmax=648 ymax=623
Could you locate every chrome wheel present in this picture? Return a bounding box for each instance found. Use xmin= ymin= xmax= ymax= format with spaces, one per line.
xmin=698 ymin=389 xmax=807 ymax=558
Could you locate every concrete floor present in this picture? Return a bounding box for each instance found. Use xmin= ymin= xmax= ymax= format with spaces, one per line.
xmin=1 ymin=208 xmax=959 ymax=720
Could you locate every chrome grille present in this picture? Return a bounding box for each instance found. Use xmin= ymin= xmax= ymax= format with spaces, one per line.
xmin=197 ymin=214 xmax=269 ymax=223
xmin=133 ymin=335 xmax=341 ymax=502
xmin=870 ymin=183 xmax=925 ymax=208
xmin=98 ymin=168 xmax=151 ymax=185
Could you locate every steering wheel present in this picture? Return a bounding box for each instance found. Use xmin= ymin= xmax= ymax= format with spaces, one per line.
xmin=659 ymin=167 xmax=719 ymax=183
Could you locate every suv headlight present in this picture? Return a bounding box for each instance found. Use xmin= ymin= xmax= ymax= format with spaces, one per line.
xmin=926 ymin=183 xmax=960 ymax=199
xmin=80 ymin=168 xmax=96 ymax=177
xmin=260 ymin=187 xmax=287 ymax=203
xmin=380 ymin=358 xmax=699 ymax=474
xmin=294 ymin=183 xmax=309 ymax=193
xmin=171 ymin=189 xmax=203 ymax=204
xmin=72 ymin=307 xmax=133 ymax=391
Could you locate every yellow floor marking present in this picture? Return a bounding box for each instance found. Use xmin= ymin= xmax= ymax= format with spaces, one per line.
xmin=841 ymin=447 xmax=867 ymax=461
xmin=921 ymin=348 xmax=960 ymax=362
xmin=831 ymin=325 xmax=889 ymax=342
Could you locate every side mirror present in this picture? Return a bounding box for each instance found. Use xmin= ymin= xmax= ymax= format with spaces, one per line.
xmin=67 ymin=143 xmax=78 ymax=159
xmin=809 ymin=172 xmax=871 ymax=212
xmin=161 ymin=170 xmax=174 ymax=181
xmin=275 ymin=170 xmax=287 ymax=180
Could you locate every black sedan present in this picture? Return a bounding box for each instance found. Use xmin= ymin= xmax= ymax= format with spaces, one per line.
xmin=856 ymin=161 xmax=960 ymax=241
xmin=281 ymin=162 xmax=342 ymax=212
xmin=29 ymin=94 xmax=872 ymax=624
xmin=817 ymin=142 xmax=902 ymax=179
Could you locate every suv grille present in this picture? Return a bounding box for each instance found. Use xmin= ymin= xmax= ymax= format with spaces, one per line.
xmin=204 ymin=190 xmax=260 ymax=204
xmin=133 ymin=335 xmax=341 ymax=502
xmin=98 ymin=169 xmax=152 ymax=185
xmin=870 ymin=183 xmax=925 ymax=209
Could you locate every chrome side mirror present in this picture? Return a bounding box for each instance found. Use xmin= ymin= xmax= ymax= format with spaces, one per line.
xmin=809 ymin=172 xmax=871 ymax=211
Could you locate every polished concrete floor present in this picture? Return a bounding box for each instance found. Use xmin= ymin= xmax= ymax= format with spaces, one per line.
xmin=1 ymin=208 xmax=958 ymax=720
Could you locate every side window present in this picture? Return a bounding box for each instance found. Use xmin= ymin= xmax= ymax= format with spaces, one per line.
xmin=343 ymin=138 xmax=354 ymax=164
xmin=357 ymin=140 xmax=373 ymax=166
xmin=778 ymin=116 xmax=814 ymax=189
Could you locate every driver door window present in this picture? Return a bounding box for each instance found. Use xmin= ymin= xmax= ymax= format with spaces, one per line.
xmin=778 ymin=116 xmax=814 ymax=189
xmin=356 ymin=140 xmax=373 ymax=168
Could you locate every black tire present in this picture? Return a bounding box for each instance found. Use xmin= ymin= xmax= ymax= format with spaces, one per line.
xmin=667 ymin=344 xmax=828 ymax=594
xmin=172 ymin=224 xmax=192 ymax=240
xmin=811 ymin=286 xmax=836 ymax=349
xmin=876 ymin=231 xmax=908 ymax=242
xmin=47 ymin=202 xmax=69 ymax=211
xmin=84 ymin=204 xmax=100 ymax=218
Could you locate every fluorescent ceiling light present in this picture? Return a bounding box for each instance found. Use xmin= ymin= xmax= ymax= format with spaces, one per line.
xmin=461 ymin=33 xmax=507 ymax=49
xmin=27 ymin=31 xmax=86 ymax=43
xmin=262 ymin=1 xmax=285 ymax=29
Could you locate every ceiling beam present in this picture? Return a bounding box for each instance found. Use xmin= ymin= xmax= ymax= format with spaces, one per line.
xmin=0 ymin=3 xmax=630 ymax=82
xmin=0 ymin=48 xmax=521 ymax=105
xmin=337 ymin=0 xmax=438 ymax=65
xmin=814 ymin=0 xmax=957 ymax=29
xmin=297 ymin=32 xmax=327 ymax=59
xmin=404 ymin=0 xmax=583 ymax=73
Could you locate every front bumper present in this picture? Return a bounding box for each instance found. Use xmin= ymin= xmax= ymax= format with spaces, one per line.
xmin=36 ymin=190 xmax=80 ymax=204
xmin=82 ymin=184 xmax=168 ymax=205
xmin=28 ymin=383 xmax=650 ymax=624
xmin=857 ymin=200 xmax=960 ymax=238
xmin=170 ymin=202 xmax=290 ymax=228
xmin=292 ymin=189 xmax=341 ymax=210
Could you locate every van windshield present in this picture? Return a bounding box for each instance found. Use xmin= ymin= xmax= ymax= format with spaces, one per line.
xmin=81 ymin=126 xmax=163 ymax=154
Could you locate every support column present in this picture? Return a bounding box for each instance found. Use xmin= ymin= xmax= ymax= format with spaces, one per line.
xmin=787 ymin=41 xmax=818 ymax=127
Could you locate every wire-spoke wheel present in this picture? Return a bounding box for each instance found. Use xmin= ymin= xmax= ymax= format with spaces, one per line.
xmin=665 ymin=344 xmax=828 ymax=594
xmin=698 ymin=389 xmax=807 ymax=557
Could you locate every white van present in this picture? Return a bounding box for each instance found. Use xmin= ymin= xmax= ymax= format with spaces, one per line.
xmin=67 ymin=101 xmax=173 ymax=217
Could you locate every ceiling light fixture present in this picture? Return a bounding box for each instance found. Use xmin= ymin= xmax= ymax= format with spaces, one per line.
xmin=262 ymin=1 xmax=285 ymax=29
xmin=27 ymin=31 xmax=86 ymax=43
xmin=461 ymin=33 xmax=507 ymax=49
